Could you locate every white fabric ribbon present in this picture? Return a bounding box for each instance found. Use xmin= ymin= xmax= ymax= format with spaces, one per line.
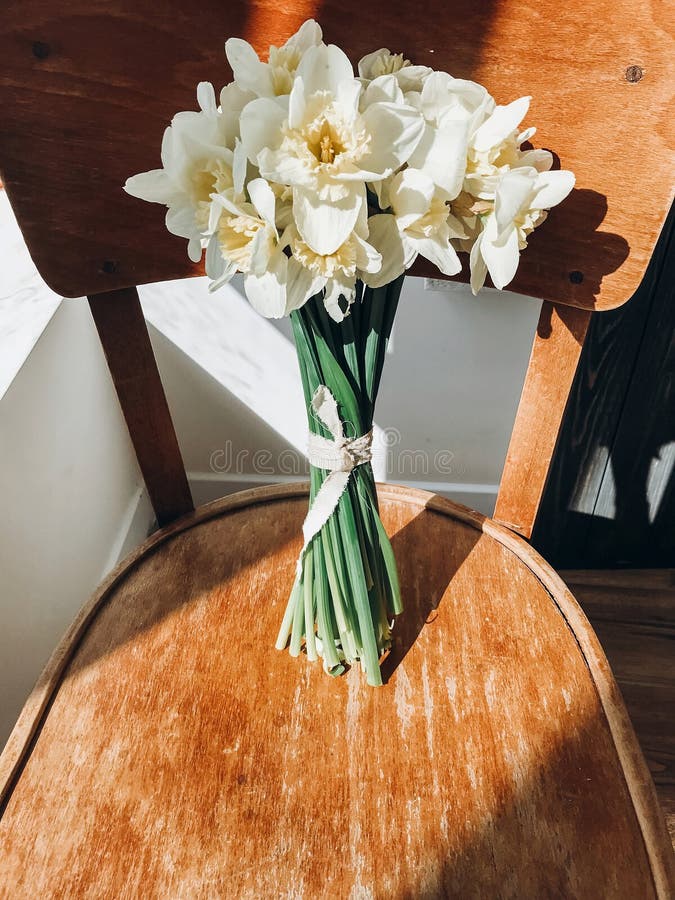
xmin=297 ymin=385 xmax=373 ymax=574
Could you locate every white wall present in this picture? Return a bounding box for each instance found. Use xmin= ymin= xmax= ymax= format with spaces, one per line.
xmin=143 ymin=275 xmax=540 ymax=514
xmin=0 ymin=299 xmax=147 ymax=746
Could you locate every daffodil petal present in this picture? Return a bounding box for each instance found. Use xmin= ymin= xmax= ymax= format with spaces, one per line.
xmin=257 ymin=146 xmax=313 ymax=186
xmin=389 ymin=168 xmax=435 ymax=229
xmin=288 ymin=76 xmax=306 ymax=130
xmin=421 ymin=72 xmax=491 ymax=128
xmin=494 ymin=169 xmax=536 ymax=233
xmin=244 ymin=250 xmax=288 ymax=318
xmin=396 ymin=66 xmax=432 ymax=93
xmin=219 ymin=83 xmax=257 ymax=145
xmin=283 ymin=18 xmax=323 ymax=53
xmin=518 ymin=126 xmax=536 ymax=144
xmin=211 ymin=191 xmax=246 ymax=217
xmin=197 ymin=82 xmax=217 ymax=115
xmin=463 ymin=172 xmax=500 ymax=200
xmin=363 ymin=214 xmax=416 ymax=287
xmin=362 ymin=75 xmax=403 ymax=108
xmin=239 ymin=96 xmax=288 ymax=163
xmin=293 ymin=185 xmax=362 ymax=255
xmin=226 ymin=37 xmax=274 ymax=97
xmin=532 ymin=170 xmax=576 ymax=209
xmin=413 ymin=235 xmax=462 ymax=276
xmin=296 ymin=44 xmax=354 ymax=95
xmin=407 ymin=120 xmax=468 ymax=198
xmin=360 ymin=102 xmax=425 ymax=176
xmin=160 ymin=126 xmax=175 ymax=171
xmin=124 ymin=169 xmax=179 ymax=205
xmin=358 ymin=48 xmax=390 ymax=79
xmin=473 ymin=96 xmax=531 ymax=153
xmin=205 ymin=232 xmax=225 ymax=279
xmin=232 ymin=138 xmax=248 ymax=197
xmin=286 ymin=256 xmax=325 ymax=312
xmin=469 ymin=233 xmax=488 ymax=295
xmin=188 ymin=237 xmax=205 ymax=264
xmin=323 ymin=272 xmax=356 ymax=322
xmin=336 ymin=78 xmax=362 ymax=116
xmin=248 ymin=177 xmax=277 ymax=230
xmin=353 ymin=233 xmax=382 ymax=274
xmin=519 ymin=148 xmax=553 ymax=172
xmin=166 ymin=204 xmax=197 ymax=239
xmin=481 ymin=222 xmax=520 ymax=289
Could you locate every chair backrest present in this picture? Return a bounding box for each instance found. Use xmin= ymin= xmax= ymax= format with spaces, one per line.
xmin=1 ymin=1 xmax=673 ymax=532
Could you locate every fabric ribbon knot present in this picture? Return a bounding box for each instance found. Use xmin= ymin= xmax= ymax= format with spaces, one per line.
xmin=297 ymin=385 xmax=373 ymax=573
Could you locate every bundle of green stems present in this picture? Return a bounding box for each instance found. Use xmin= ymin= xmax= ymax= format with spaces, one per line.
xmin=275 ymin=276 xmax=405 ymax=686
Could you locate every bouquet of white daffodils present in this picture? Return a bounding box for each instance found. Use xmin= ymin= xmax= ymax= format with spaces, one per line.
xmin=125 ymin=19 xmax=574 ymax=685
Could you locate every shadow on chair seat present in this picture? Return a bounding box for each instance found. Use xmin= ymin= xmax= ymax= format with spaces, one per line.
xmin=0 ymin=483 xmax=671 ymax=898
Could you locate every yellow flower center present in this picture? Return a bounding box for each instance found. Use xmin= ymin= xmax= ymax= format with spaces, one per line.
xmin=190 ymin=159 xmax=233 ymax=203
xmin=514 ymin=208 xmax=547 ymax=247
xmin=218 ymin=213 xmax=267 ymax=272
xmin=306 ymin=117 xmax=348 ymax=166
xmin=268 ymin=45 xmax=303 ymax=95
xmin=292 ymin=232 xmax=357 ymax=279
xmin=407 ymin=197 xmax=450 ymax=239
xmin=276 ymin=93 xmax=370 ymax=201
xmin=467 ymin=135 xmax=520 ymax=177
xmin=450 ymin=192 xmax=491 ymax=249
xmin=191 ymin=159 xmax=235 ymax=231
xmin=371 ymin=51 xmax=411 ymax=77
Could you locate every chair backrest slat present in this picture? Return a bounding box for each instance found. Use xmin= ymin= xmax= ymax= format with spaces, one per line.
xmin=0 ymin=1 xmax=672 ymax=309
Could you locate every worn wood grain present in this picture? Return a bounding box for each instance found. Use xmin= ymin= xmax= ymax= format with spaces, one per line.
xmin=533 ymin=204 xmax=675 ymax=566
xmin=562 ymin=569 xmax=675 ymax=845
xmin=494 ymin=301 xmax=591 ymax=537
xmin=0 ymin=485 xmax=672 ymax=898
xmin=0 ymin=0 xmax=672 ymax=306
xmin=88 ymin=287 xmax=193 ymax=526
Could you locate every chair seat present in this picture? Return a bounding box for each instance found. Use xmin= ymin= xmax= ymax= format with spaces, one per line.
xmin=0 ymin=484 xmax=672 ymax=898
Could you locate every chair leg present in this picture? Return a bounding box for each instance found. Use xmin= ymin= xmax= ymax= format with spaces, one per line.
xmin=88 ymin=286 xmax=194 ymax=527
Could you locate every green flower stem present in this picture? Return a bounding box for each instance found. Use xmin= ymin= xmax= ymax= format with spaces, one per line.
xmin=277 ymin=276 xmax=405 ymax=683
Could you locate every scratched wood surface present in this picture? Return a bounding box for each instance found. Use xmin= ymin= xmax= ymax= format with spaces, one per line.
xmin=0 ymin=0 xmax=672 ymax=306
xmin=1 ymin=485 xmax=672 ymax=898
xmin=562 ymin=568 xmax=675 ymax=846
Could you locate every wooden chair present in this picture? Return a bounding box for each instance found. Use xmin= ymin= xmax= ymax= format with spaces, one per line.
xmin=1 ymin=2 xmax=673 ymax=896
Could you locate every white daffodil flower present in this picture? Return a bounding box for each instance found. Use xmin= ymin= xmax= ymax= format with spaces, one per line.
xmin=281 ymin=194 xmax=381 ymax=321
xmin=125 ymin=22 xmax=576 ymax=307
xmin=291 ymin=225 xmax=381 ymax=321
xmin=404 ymin=71 xmax=486 ymax=200
xmin=358 ymin=48 xmax=432 ymax=93
xmin=124 ymin=82 xmax=248 ymax=262
xmin=464 ymin=95 xmax=552 ymax=199
xmin=449 ymin=191 xmax=494 ymax=253
xmin=364 ymin=169 xmax=465 ymax=287
xmin=239 ymin=43 xmax=425 ymax=257
xmin=206 ymin=177 xmax=321 ymax=318
xmin=470 ymin=167 xmax=575 ymax=293
xmin=359 ymin=74 xmax=405 ymax=111
xmin=225 ymin=19 xmax=323 ymax=98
